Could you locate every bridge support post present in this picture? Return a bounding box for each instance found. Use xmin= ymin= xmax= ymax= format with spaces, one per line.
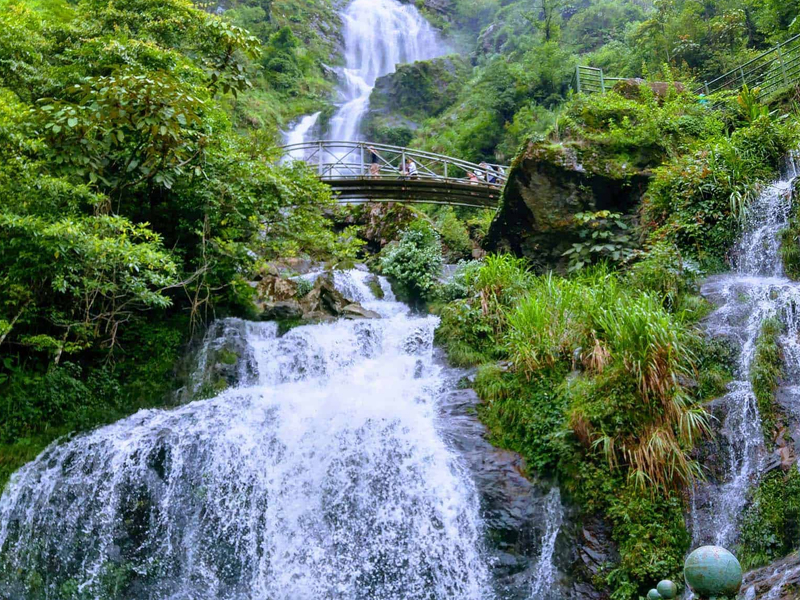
xmin=575 ymin=65 xmax=582 ymax=93
xmin=600 ymin=69 xmax=606 ymax=93
xmin=360 ymin=143 xmax=364 ymax=177
xmin=318 ymin=141 xmax=323 ymax=176
xmin=778 ymin=44 xmax=789 ymax=87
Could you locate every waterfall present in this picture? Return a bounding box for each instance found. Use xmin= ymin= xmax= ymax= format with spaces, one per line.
xmin=328 ymin=0 xmax=444 ymax=142
xmin=283 ymin=112 xmax=321 ymax=159
xmin=692 ymin=163 xmax=799 ymax=553
xmin=0 ymin=271 xmax=493 ymax=600
xmin=529 ymin=488 xmax=563 ymax=599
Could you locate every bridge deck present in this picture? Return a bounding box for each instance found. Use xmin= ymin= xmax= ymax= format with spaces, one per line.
xmin=329 ymin=177 xmax=501 ymax=208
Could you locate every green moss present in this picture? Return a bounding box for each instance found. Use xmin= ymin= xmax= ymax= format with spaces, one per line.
xmin=780 ymin=187 xmax=800 ymax=279
xmin=739 ymin=466 xmax=800 ymax=570
xmin=751 ymin=317 xmax=784 ymax=442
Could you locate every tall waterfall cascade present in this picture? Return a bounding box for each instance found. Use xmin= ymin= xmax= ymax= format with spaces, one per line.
xmin=692 ymin=160 xmax=800 ymax=596
xmin=285 ymin=0 xmax=445 ymax=148
xmin=328 ymin=0 xmax=443 ymax=142
xmin=0 ymin=272 xmax=495 ymax=599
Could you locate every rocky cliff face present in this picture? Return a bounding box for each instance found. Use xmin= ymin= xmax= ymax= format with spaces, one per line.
xmin=363 ymin=55 xmax=469 ymax=145
xmin=484 ymin=141 xmax=650 ymax=269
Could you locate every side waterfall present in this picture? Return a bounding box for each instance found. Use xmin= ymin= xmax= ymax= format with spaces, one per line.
xmin=283 ymin=112 xmax=321 ymax=157
xmin=692 ymin=162 xmax=799 ymax=559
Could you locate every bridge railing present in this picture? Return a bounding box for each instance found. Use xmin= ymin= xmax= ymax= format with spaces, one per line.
xmin=694 ymin=33 xmax=800 ymax=100
xmin=281 ymin=140 xmax=509 ymax=188
xmin=573 ymin=34 xmax=800 ymax=101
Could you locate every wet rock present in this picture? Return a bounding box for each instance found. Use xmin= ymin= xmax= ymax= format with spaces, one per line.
xmin=341 ymin=303 xmax=381 ymax=320
xmin=741 ymin=552 xmax=800 ymax=599
xmin=261 ymin=301 xmax=304 ymax=321
xmin=178 ymin=319 xmax=256 ymax=402
xmin=300 ymin=274 xmax=351 ymax=317
xmin=256 ymin=275 xmax=299 ymax=302
xmin=337 ymin=202 xmax=420 ymax=253
xmin=571 ymin=518 xmax=615 ymax=599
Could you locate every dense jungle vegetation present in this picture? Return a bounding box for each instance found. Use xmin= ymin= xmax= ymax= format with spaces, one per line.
xmin=3 ymin=0 xmax=800 ymax=598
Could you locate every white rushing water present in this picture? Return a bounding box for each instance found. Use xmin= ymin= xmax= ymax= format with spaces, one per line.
xmin=528 ymin=488 xmax=563 ymax=600
xmin=283 ymin=112 xmax=321 ymax=159
xmin=692 ymin=161 xmax=799 ymax=554
xmin=329 ymin=0 xmax=443 ymax=142
xmin=0 ymin=271 xmax=493 ymax=599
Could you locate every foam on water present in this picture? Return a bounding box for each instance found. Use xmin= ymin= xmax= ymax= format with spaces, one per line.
xmin=0 ymin=272 xmax=491 ymax=600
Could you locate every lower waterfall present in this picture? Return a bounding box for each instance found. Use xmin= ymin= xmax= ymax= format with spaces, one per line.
xmin=0 ymin=270 xmax=566 ymax=600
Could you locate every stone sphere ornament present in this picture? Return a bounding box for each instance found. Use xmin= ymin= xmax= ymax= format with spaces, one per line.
xmin=647 ymin=589 xmax=663 ymax=600
xmin=684 ymin=546 xmax=743 ymax=598
xmin=656 ymin=579 xmax=678 ymax=599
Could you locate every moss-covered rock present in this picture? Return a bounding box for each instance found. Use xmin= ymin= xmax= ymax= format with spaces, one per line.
xmin=363 ymin=55 xmax=470 ymax=144
xmin=484 ymin=140 xmax=649 ymax=269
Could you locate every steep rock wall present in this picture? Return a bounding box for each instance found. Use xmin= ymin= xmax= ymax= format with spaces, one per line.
xmin=484 ymin=141 xmax=650 ymax=269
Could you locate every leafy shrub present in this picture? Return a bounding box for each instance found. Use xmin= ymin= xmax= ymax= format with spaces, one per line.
xmin=436 ymin=208 xmax=473 ymax=261
xmin=642 ymin=115 xmax=796 ymax=267
xmin=625 ymin=242 xmax=703 ymax=312
xmin=739 ymin=467 xmax=800 ymax=570
xmin=379 ymin=220 xmax=443 ymax=301
xmin=751 ymin=317 xmax=784 ymax=441
xmin=562 ymin=211 xmax=637 ymax=272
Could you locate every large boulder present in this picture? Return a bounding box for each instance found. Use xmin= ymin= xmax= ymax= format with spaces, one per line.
xmin=337 ymin=202 xmax=420 ymax=253
xmin=363 ymin=55 xmax=469 ymax=144
xmin=258 ymin=273 xmax=380 ymax=323
xmin=484 ymin=141 xmax=650 ymax=269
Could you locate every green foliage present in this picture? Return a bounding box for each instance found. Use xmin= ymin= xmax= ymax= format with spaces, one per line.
xmin=605 ymin=483 xmax=690 ymax=599
xmin=563 ymin=211 xmax=636 ymax=272
xmin=625 ymin=242 xmax=703 ymax=313
xmin=751 ymin=317 xmax=784 ymax=441
xmin=380 ymin=219 xmax=443 ymax=301
xmin=643 ymin=115 xmax=796 ymax=267
xmin=739 ymin=467 xmax=800 ymax=570
xmin=436 ymin=207 xmax=473 ymax=261
xmin=435 ymin=255 xmax=720 ymax=598
xmin=780 ymin=183 xmax=800 ymax=279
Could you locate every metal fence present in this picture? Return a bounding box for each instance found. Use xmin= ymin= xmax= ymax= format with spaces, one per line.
xmin=694 ymin=33 xmax=800 ymax=100
xmin=573 ymin=33 xmax=800 ymax=101
xmin=281 ymin=140 xmax=509 ymax=188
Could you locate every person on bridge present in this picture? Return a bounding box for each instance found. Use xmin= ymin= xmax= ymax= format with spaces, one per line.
xmin=404 ymin=158 xmax=418 ymax=179
xmin=368 ymin=146 xmax=381 ymax=177
xmin=467 ymin=171 xmax=480 ymax=184
xmin=486 ymin=165 xmax=498 ymax=184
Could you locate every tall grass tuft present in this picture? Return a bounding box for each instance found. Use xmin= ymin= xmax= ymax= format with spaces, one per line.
xmin=503 ymin=267 xmax=708 ymax=491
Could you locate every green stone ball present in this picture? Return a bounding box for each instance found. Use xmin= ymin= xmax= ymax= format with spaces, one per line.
xmin=647 ymin=589 xmax=662 ymax=600
xmin=684 ymin=546 xmax=743 ymax=596
xmin=657 ymin=580 xmax=678 ymax=599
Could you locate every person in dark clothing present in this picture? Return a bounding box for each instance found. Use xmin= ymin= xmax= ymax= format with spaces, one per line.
xmin=368 ymin=146 xmax=381 ymax=177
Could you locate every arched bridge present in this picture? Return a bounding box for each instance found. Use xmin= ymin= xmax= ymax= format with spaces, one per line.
xmin=280 ymin=141 xmax=508 ymax=208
